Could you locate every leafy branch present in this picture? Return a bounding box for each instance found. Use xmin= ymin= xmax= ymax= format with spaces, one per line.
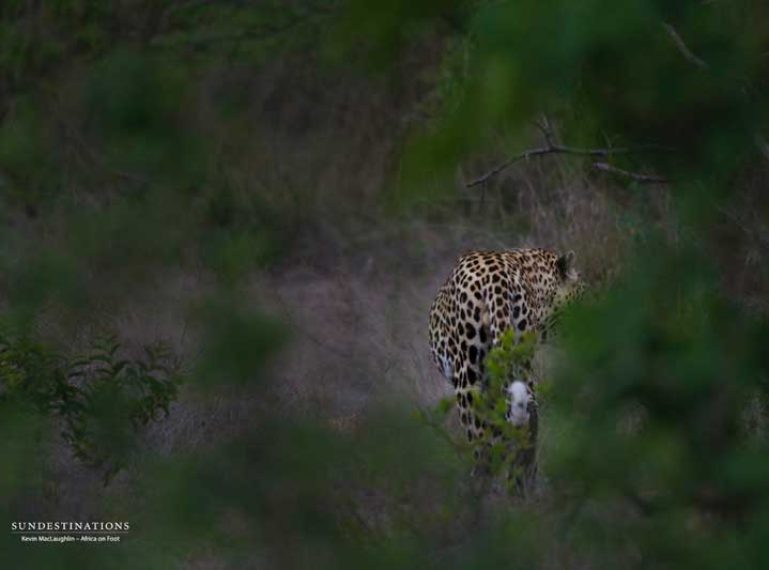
xmin=0 ymin=332 xmax=182 ymax=483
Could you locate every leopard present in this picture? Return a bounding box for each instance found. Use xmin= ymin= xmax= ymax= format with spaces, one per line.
xmin=428 ymin=248 xmax=584 ymax=492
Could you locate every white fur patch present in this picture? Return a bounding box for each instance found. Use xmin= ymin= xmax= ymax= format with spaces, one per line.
xmin=439 ymin=355 xmax=453 ymax=383
xmin=507 ymin=381 xmax=531 ymax=426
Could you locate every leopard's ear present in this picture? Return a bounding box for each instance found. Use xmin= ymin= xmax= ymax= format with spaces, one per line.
xmin=556 ymin=250 xmax=576 ymax=277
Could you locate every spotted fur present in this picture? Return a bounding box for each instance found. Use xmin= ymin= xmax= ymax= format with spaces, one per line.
xmin=428 ymin=248 xmax=584 ymax=485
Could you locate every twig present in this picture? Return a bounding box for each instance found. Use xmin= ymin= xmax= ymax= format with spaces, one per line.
xmin=662 ymin=22 xmax=708 ymax=70
xmin=592 ymin=161 xmax=668 ymax=184
xmin=417 ymin=406 xmax=469 ymax=456
xmin=535 ymin=114 xmax=556 ymax=147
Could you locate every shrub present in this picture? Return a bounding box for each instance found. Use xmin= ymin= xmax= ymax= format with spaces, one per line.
xmin=0 ymin=332 xmax=181 ymax=481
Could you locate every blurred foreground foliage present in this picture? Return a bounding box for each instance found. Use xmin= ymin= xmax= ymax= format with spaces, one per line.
xmin=0 ymin=331 xmax=180 ymax=481
xmin=2 ymin=1 xmax=769 ymax=569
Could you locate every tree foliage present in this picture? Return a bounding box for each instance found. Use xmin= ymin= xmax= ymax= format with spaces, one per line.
xmin=0 ymin=332 xmax=180 ymax=481
xmin=2 ymin=1 xmax=769 ymax=569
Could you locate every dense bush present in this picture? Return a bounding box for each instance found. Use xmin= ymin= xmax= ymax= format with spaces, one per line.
xmin=1 ymin=1 xmax=769 ymax=569
xmin=0 ymin=332 xmax=180 ymax=481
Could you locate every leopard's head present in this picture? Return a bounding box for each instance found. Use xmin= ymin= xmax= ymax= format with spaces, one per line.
xmin=544 ymin=250 xmax=585 ymax=335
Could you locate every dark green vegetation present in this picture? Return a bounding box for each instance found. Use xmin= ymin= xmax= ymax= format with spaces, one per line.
xmin=0 ymin=332 xmax=179 ymax=481
xmin=2 ymin=1 xmax=769 ymax=568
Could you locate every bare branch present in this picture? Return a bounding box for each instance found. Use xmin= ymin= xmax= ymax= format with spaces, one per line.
xmin=466 ymin=144 xmax=631 ymax=188
xmin=592 ymin=162 xmax=668 ymax=184
xmin=467 ymin=21 xmax=700 ymax=189
xmin=662 ymin=22 xmax=708 ymax=70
